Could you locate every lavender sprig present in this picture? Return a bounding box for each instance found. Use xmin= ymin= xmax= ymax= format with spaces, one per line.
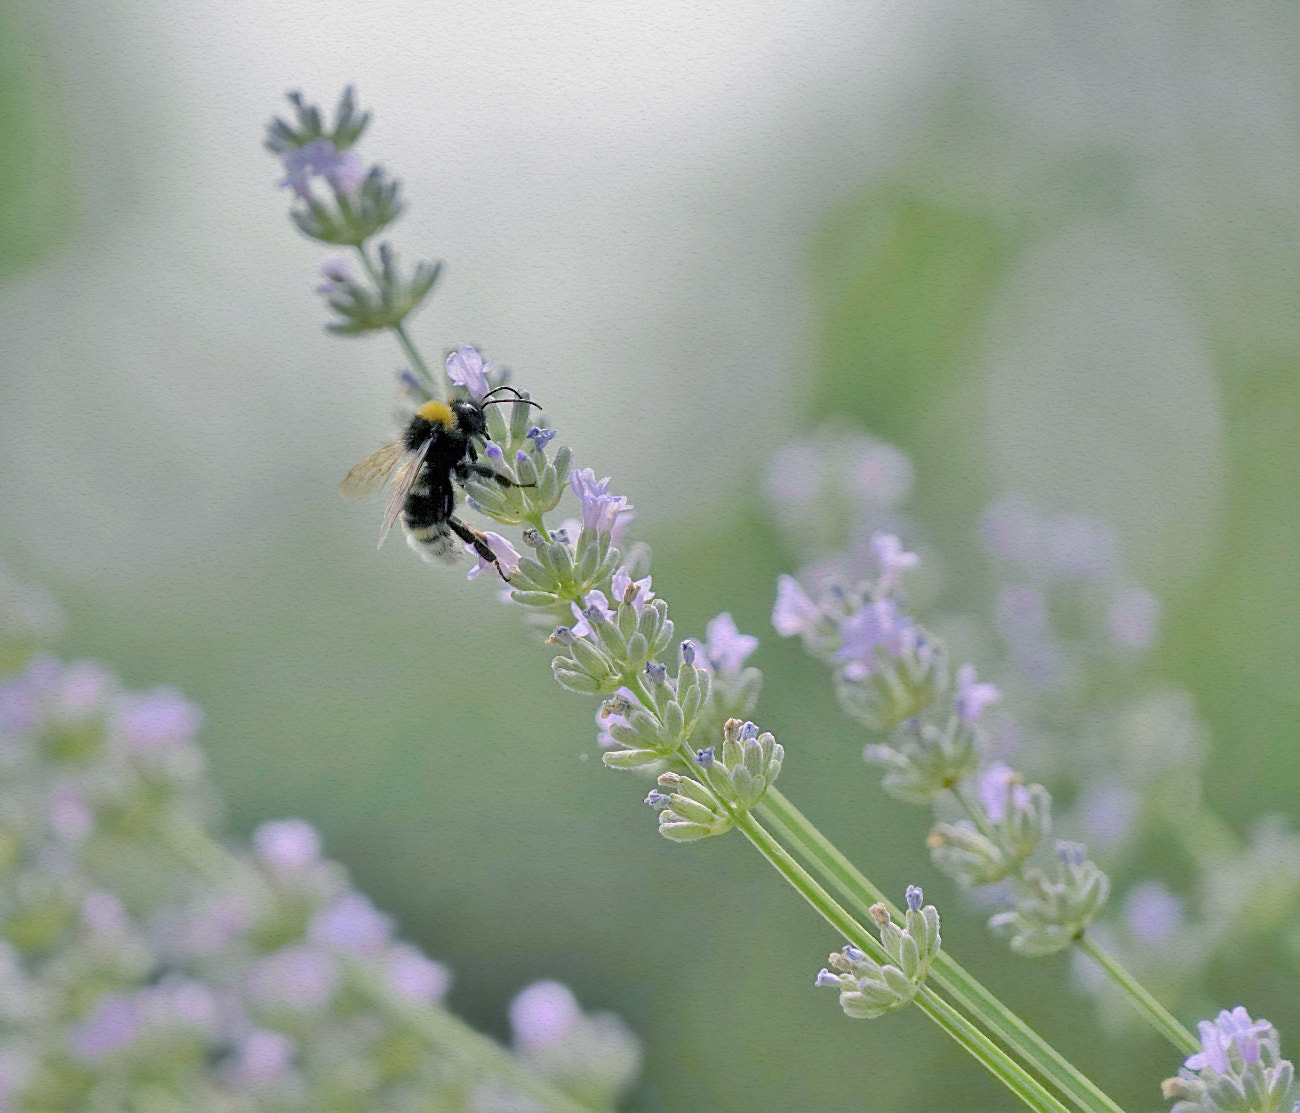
xmin=269 ymin=89 xmax=1138 ymax=1113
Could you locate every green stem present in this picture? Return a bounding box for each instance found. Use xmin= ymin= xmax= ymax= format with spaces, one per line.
xmin=524 ymin=512 xmax=553 ymax=543
xmin=758 ymin=788 xmax=1126 ymax=1113
xmin=354 ymin=242 xmax=439 ymax=395
xmin=733 ymin=810 xmax=1075 ymax=1113
xmin=1075 ymin=934 xmax=1197 ymax=1055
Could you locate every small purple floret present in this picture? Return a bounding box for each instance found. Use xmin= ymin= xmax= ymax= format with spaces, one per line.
xmin=466 ymin=531 xmax=521 ymax=581
xmin=570 ymin=468 xmax=633 ymax=537
xmin=955 ymin=664 xmax=999 ymax=726
xmin=872 ymin=533 xmax=919 ymax=593
xmin=978 ymin=763 xmax=1029 ymax=824
xmin=771 ymin=575 xmax=821 ymax=639
xmin=386 ymin=944 xmax=451 ymax=1003
xmin=445 ymin=346 xmax=493 ymax=397
xmin=278 ymin=138 xmax=366 ymax=198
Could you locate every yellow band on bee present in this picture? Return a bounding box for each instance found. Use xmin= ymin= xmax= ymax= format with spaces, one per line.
xmin=416 ymin=400 xmax=454 ymax=428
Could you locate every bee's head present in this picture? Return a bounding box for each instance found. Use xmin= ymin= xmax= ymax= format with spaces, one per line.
xmin=450 ymin=398 xmax=488 ymax=438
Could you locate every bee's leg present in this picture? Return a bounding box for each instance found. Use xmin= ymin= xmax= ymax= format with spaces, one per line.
xmin=460 ymin=462 xmax=536 ymax=489
xmin=446 ymin=516 xmax=511 ymax=581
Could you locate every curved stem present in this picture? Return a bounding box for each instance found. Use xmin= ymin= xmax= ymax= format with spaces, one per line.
xmin=1075 ymin=933 xmax=1197 ymax=1055
xmin=354 ymin=242 xmax=439 ymax=395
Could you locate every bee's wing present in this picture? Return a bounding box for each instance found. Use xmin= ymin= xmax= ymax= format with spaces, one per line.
xmin=377 ymin=435 xmax=433 ymax=546
xmin=339 ymin=441 xmax=406 ymax=500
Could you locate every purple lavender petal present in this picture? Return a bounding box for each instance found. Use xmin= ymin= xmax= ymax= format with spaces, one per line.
xmin=386 ymin=943 xmax=451 ymax=1003
xmin=771 ymin=575 xmax=821 ymax=639
xmin=509 ymin=981 xmax=581 ymax=1050
xmin=254 ymin=819 xmax=322 ymax=870
xmin=445 ymin=346 xmax=493 ymax=397
xmin=114 ymin=687 xmax=203 ymax=751
xmin=70 ymin=994 xmax=144 ymax=1060
xmin=308 ymin=892 xmax=392 ymax=955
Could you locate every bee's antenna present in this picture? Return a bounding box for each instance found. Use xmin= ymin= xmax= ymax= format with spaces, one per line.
xmin=482 ymin=385 xmax=529 ymax=400
xmin=481 ymin=396 xmax=542 ymax=410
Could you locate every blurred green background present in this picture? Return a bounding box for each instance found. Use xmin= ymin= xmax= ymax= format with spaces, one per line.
xmin=3 ymin=2 xmax=1300 ymax=1109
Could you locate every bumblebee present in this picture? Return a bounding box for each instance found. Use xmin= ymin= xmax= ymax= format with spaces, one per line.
xmin=340 ymin=389 xmax=535 ymax=579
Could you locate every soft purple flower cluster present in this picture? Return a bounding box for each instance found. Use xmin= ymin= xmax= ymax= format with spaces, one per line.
xmin=0 ymin=627 xmax=639 ymax=1110
xmin=1162 ymin=1007 xmax=1296 ymax=1113
xmin=0 ymin=652 xmax=476 ymax=1107
xmin=1185 ymin=1008 xmax=1276 ymax=1074
xmin=980 ymin=496 xmax=1161 ymax=691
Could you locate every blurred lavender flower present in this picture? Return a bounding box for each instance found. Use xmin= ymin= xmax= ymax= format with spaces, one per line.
xmin=1108 ymin=589 xmax=1160 ymax=650
xmin=1124 ymin=882 xmax=1184 ymax=946
xmin=978 ymin=763 xmax=1029 ymax=824
xmin=510 ymin=981 xmax=582 ymax=1050
xmin=114 ymin=687 xmax=203 ymax=752
xmin=249 ymin=945 xmax=339 ymax=1012
xmin=309 ymin=892 xmax=392 ymax=955
xmin=315 ymin=255 xmax=356 ymax=294
xmin=277 ymin=137 xmax=367 ymax=198
xmin=507 ymin=981 xmax=643 ymax=1109
xmin=955 ymin=665 xmax=999 ymax=726
xmin=229 ymin=1028 xmax=296 ymax=1085
xmin=0 ymin=560 xmax=642 ymax=1110
xmin=771 ymin=575 xmax=823 ymax=639
xmin=69 ymin=994 xmax=144 ymax=1061
xmin=385 ymin=943 xmax=451 ymax=1003
xmin=835 ymin=598 xmax=911 ymax=679
xmin=255 ymin=818 xmax=323 ymax=870
xmin=702 ymin=613 xmax=758 ymax=674
xmin=872 ymin=534 xmax=918 ymax=594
